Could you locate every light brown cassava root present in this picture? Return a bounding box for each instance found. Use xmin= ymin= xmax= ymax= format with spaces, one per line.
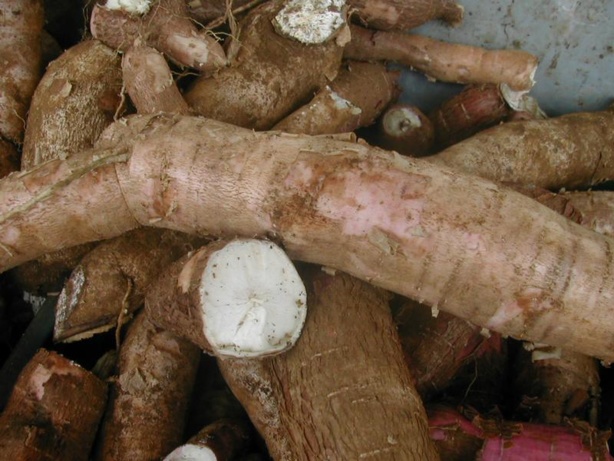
xmin=21 ymin=39 xmax=123 ymax=168
xmin=0 ymin=349 xmax=107 ymax=460
xmin=185 ymin=0 xmax=347 ymax=129
xmin=90 ymin=0 xmax=227 ymax=73
xmin=218 ymin=268 xmax=440 ymax=460
xmin=428 ymin=108 xmax=614 ymax=189
xmin=122 ymin=41 xmax=190 ymax=115
xmin=95 ymin=311 xmax=201 ymax=461
xmin=3 ymin=114 xmax=614 ymax=361
xmin=273 ymin=61 xmax=399 ymax=135
xmin=12 ymin=39 xmax=124 ymax=294
xmin=347 ymin=0 xmax=464 ymax=30
xmin=345 ymin=24 xmax=538 ymax=91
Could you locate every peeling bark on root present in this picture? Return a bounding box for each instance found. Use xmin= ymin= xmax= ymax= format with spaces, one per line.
xmin=0 ymin=349 xmax=107 ymax=460
xmin=2 ymin=114 xmax=614 ymax=361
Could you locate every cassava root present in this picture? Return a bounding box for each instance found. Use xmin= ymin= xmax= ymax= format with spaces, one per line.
xmin=2 ymin=114 xmax=614 ymax=362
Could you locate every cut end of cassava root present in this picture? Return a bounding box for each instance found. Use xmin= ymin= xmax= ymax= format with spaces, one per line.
xmin=198 ymin=240 xmax=307 ymax=357
xmin=103 ymin=0 xmax=153 ymax=15
xmin=273 ymin=0 xmax=347 ymax=45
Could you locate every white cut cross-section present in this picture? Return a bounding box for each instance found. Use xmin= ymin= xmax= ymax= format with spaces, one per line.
xmin=163 ymin=444 xmax=216 ymax=460
xmin=201 ymin=240 xmax=307 ymax=357
xmin=104 ymin=0 xmax=152 ymax=15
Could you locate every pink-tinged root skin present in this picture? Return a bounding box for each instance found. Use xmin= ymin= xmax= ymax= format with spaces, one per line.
xmin=1 ymin=114 xmax=614 ymax=362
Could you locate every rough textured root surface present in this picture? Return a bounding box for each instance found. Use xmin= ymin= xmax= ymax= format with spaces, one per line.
xmin=21 ymin=39 xmax=123 ymax=169
xmin=185 ymin=0 xmax=258 ymax=23
xmin=273 ymin=60 xmax=399 ymax=134
xmin=122 ymin=42 xmax=190 ymax=115
xmin=3 ymin=114 xmax=614 ymax=361
xmin=344 ymin=25 xmax=538 ymax=91
xmin=90 ymin=0 xmax=227 ymax=73
xmin=512 ymin=345 xmax=600 ymax=425
xmin=219 ymin=268 xmax=440 ymax=461
xmin=428 ymin=406 xmax=613 ymax=460
xmin=393 ymin=299 xmax=487 ymax=399
xmin=427 ymin=108 xmax=614 ymax=190
xmin=0 ymin=0 xmax=44 ymax=144
xmin=0 ymin=349 xmax=107 ymax=460
xmin=54 ymin=228 xmax=204 ymax=343
xmin=429 ymin=84 xmax=512 ymax=150
xmin=145 ymin=239 xmax=307 ymax=358
xmin=185 ymin=0 xmax=346 ymax=130
xmin=14 ymin=39 xmax=123 ymax=293
xmin=348 ymin=0 xmax=464 ymax=30
xmin=560 ymin=191 xmax=614 ymax=238
xmin=94 ymin=311 xmax=201 ymax=461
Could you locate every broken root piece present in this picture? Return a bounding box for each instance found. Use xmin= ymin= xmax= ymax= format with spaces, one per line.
xmin=146 ymin=239 xmax=307 ymax=358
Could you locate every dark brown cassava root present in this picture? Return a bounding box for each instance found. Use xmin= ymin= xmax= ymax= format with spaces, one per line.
xmin=218 ymin=268 xmax=440 ymax=460
xmin=3 ymin=114 xmax=614 ymax=361
xmin=0 ymin=349 xmax=107 ymax=460
xmin=94 ymin=311 xmax=201 ymax=461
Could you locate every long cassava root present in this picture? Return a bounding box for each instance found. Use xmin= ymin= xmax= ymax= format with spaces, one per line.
xmin=2 ymin=114 xmax=614 ymax=362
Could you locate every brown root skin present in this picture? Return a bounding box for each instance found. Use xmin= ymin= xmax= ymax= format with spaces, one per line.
xmin=393 ymin=299 xmax=487 ymax=400
xmin=345 ymin=25 xmax=538 ymax=91
xmin=429 ymin=84 xmax=512 ymax=150
xmin=377 ymin=103 xmax=434 ymax=156
xmin=14 ymin=39 xmax=124 ymax=294
xmin=95 ymin=311 xmax=201 ymax=461
xmin=54 ymin=228 xmax=204 ymax=343
xmin=0 ymin=139 xmax=19 ymax=179
xmin=90 ymin=0 xmax=227 ymax=73
xmin=219 ymin=268 xmax=440 ymax=461
xmin=185 ymin=0 xmax=258 ymax=23
xmin=21 ymin=39 xmax=123 ymax=169
xmin=273 ymin=61 xmax=399 ymax=135
xmin=0 ymin=349 xmax=107 ymax=460
xmin=3 ymin=114 xmax=614 ymax=361
xmin=0 ymin=0 xmax=44 ymax=144
xmin=427 ymin=109 xmax=614 ymax=190
xmin=348 ymin=0 xmax=464 ymax=30
xmin=272 ymin=86 xmax=363 ymax=135
xmin=185 ymin=0 xmax=346 ymax=130
xmin=122 ymin=42 xmax=190 ymax=115
xmin=558 ymin=191 xmax=614 ymax=239
xmin=513 ymin=345 xmax=600 ymax=425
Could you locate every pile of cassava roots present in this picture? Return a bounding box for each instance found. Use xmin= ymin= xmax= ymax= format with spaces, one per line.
xmin=1 ymin=0 xmax=614 ymax=459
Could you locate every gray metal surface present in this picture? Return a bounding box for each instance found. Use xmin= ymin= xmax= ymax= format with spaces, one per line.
xmin=398 ymin=0 xmax=614 ymax=116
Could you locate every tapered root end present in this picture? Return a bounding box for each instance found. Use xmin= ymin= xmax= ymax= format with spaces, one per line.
xmin=441 ymin=2 xmax=464 ymax=27
xmin=200 ymin=240 xmax=307 ymax=358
